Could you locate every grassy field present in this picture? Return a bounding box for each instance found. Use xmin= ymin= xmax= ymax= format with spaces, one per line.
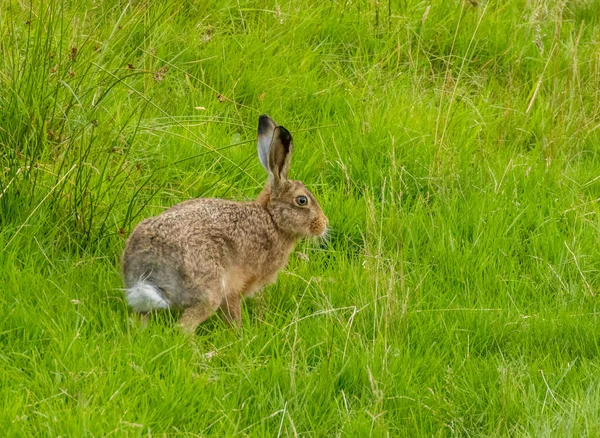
xmin=2 ymin=0 xmax=600 ymax=435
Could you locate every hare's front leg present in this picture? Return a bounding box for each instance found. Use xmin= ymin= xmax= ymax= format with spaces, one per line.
xmin=220 ymin=293 xmax=242 ymax=327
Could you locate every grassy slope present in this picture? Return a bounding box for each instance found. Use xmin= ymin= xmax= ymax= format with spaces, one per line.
xmin=1 ymin=0 xmax=600 ymax=435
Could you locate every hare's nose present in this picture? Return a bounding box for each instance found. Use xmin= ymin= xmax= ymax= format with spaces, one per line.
xmin=321 ymin=216 xmax=329 ymax=232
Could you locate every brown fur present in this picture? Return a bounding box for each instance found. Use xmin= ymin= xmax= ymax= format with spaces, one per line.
xmin=121 ymin=115 xmax=328 ymax=333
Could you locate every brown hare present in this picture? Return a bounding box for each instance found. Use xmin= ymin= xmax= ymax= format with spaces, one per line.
xmin=121 ymin=115 xmax=328 ymax=333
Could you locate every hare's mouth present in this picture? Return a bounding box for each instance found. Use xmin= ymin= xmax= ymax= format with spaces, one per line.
xmin=309 ymin=218 xmax=329 ymax=238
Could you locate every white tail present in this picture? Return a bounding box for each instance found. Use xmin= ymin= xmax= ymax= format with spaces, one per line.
xmin=126 ymin=281 xmax=170 ymax=312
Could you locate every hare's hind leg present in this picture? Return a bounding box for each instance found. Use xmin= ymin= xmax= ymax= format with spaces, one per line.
xmin=177 ymin=268 xmax=225 ymax=334
xmin=178 ymin=302 xmax=220 ymax=334
xmin=220 ymin=293 xmax=242 ymax=327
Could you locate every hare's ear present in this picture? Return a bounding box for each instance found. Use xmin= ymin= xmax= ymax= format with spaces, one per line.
xmin=257 ymin=114 xmax=278 ymax=172
xmin=268 ymin=126 xmax=293 ymax=188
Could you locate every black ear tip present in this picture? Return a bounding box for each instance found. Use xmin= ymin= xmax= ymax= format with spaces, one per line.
xmin=275 ymin=126 xmax=292 ymax=143
xmin=258 ymin=114 xmax=276 ymax=134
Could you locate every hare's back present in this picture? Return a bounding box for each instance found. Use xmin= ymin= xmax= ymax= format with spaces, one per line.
xmin=159 ymin=198 xmax=270 ymax=232
xmin=125 ymin=198 xmax=271 ymax=257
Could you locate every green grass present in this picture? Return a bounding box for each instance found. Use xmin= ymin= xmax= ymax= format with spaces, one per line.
xmin=2 ymin=0 xmax=600 ymax=435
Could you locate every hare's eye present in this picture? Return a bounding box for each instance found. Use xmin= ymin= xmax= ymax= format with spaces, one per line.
xmin=296 ymin=196 xmax=308 ymax=206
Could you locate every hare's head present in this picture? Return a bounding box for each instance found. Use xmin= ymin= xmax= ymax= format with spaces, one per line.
xmin=256 ymin=115 xmax=328 ymax=238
